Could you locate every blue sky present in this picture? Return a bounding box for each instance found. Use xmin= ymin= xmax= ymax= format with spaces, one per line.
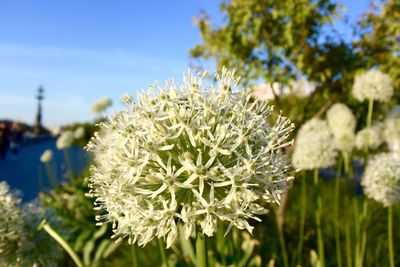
xmin=0 ymin=0 xmax=370 ymax=128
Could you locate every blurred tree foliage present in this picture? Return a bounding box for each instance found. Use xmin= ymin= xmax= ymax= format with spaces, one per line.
xmin=190 ymin=0 xmax=398 ymax=126
xmin=355 ymin=0 xmax=399 ymax=93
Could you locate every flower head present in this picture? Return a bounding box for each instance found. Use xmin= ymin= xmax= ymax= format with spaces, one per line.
xmin=87 ymin=68 xmax=294 ymax=247
xmin=355 ymin=124 xmax=384 ymax=150
xmin=0 ymin=182 xmax=64 ymax=266
xmin=91 ymin=97 xmax=112 ymax=115
xmin=40 ymin=149 xmax=53 ymax=163
xmin=292 ymin=118 xmax=337 ymax=170
xmin=288 ymin=80 xmax=316 ymax=97
xmin=326 ymin=103 xmax=356 ymax=152
xmin=361 ymin=153 xmax=400 ymax=207
xmin=352 ymin=69 xmax=393 ymax=102
xmin=384 ymin=107 xmax=400 ymax=154
xmin=17 ymin=200 xmax=64 ymax=267
xmin=0 ymin=181 xmax=24 ymax=265
xmin=74 ymin=126 xmax=86 ymax=139
xmin=56 ymin=130 xmax=74 ymax=150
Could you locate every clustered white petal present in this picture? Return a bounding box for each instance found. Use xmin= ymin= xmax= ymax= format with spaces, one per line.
xmin=91 ymin=97 xmax=112 ymax=115
xmin=361 ymin=153 xmax=400 ymax=207
xmin=352 ymin=69 xmax=393 ymax=102
xmin=0 ymin=182 xmax=63 ymax=266
xmin=292 ymin=118 xmax=337 ymax=170
xmin=355 ymin=124 xmax=384 ymax=150
xmin=56 ymin=130 xmax=74 ymax=150
xmin=40 ymin=149 xmax=53 ymax=163
xmin=87 ymin=68 xmax=294 ymax=248
xmin=326 ymin=103 xmax=356 ymax=152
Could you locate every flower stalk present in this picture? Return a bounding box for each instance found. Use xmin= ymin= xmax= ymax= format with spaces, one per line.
xmin=314 ymin=168 xmax=325 ymax=267
xmin=196 ymin=232 xmax=208 ymax=267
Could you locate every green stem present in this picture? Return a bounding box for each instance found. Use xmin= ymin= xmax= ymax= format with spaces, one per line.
xmin=45 ymin=162 xmax=58 ymax=188
xmin=342 ymin=152 xmax=350 ymax=177
xmin=354 ymin=200 xmax=360 ymax=267
xmin=345 ymin=219 xmax=352 ymax=267
xmin=364 ymin=99 xmax=374 ymax=164
xmin=367 ymin=98 xmax=374 ymax=129
xmin=388 ymin=206 xmax=394 ymax=267
xmin=359 ymin=201 xmax=368 ymax=267
xmin=314 ymin=169 xmax=325 ymax=267
xmin=131 ymin=245 xmax=138 ymax=267
xmin=296 ymin=171 xmax=307 ymax=266
xmin=196 ymin=232 xmax=208 ymax=267
xmin=276 ymin=210 xmax=289 ymax=267
xmin=63 ymin=148 xmax=76 ymax=179
xmin=158 ymin=238 xmax=169 ymax=267
xmin=335 ymin=158 xmax=343 ymax=267
xmin=39 ymin=221 xmax=84 ymax=267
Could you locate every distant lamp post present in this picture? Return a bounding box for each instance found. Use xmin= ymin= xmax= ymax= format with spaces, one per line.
xmin=35 ymin=86 xmax=44 ymax=135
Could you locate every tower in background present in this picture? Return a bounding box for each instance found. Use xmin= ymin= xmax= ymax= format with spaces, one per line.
xmin=34 ymin=86 xmax=44 ymax=135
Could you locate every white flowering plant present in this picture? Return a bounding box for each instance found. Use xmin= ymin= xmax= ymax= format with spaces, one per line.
xmin=86 ymin=69 xmax=295 ymax=251
xmin=352 ymin=70 xmax=393 ymax=103
xmin=0 ymin=181 xmax=64 ymax=267
xmin=361 ymin=153 xmax=400 ymax=207
xmin=355 ymin=124 xmax=384 ymax=151
xmin=91 ymin=97 xmax=112 ymax=116
xmin=292 ymin=118 xmax=337 ymax=171
xmin=326 ymin=103 xmax=356 ymax=153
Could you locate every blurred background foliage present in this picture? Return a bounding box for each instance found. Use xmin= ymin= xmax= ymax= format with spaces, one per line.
xmin=190 ymin=0 xmax=399 ymax=127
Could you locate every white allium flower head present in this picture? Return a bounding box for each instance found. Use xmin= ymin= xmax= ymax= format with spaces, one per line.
xmin=17 ymin=200 xmax=64 ymax=267
xmin=40 ymin=149 xmax=53 ymax=163
xmin=352 ymin=69 xmax=393 ymax=102
xmin=288 ymin=80 xmax=316 ymax=97
xmin=326 ymin=103 xmax=356 ymax=152
xmin=0 ymin=183 xmax=63 ymax=266
xmin=56 ymin=130 xmax=74 ymax=150
xmin=355 ymin=124 xmax=384 ymax=150
xmin=361 ymin=153 xmax=400 ymax=207
xmin=91 ymin=97 xmax=112 ymax=115
xmin=292 ymin=118 xmax=337 ymax=170
xmin=87 ymin=68 xmax=295 ymax=248
xmin=74 ymin=126 xmax=86 ymax=139
xmin=0 ymin=181 xmax=24 ymax=265
xmin=384 ymin=114 xmax=400 ymax=154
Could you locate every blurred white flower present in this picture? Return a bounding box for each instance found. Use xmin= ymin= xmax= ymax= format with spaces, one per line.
xmin=0 ymin=181 xmax=24 ymax=266
xmin=292 ymin=118 xmax=337 ymax=170
xmin=287 ymin=80 xmax=316 ymax=97
xmin=361 ymin=153 xmax=400 ymax=207
xmin=355 ymin=124 xmax=383 ymax=150
xmin=87 ymin=68 xmax=294 ymax=248
xmin=384 ymin=117 xmax=400 ymax=154
xmin=40 ymin=149 xmax=53 ymax=163
xmin=56 ymin=130 xmax=74 ymax=150
xmin=18 ymin=200 xmax=64 ymax=267
xmin=91 ymin=97 xmax=112 ymax=115
xmin=0 ymin=182 xmax=63 ymax=266
xmin=326 ymin=103 xmax=356 ymax=152
xmin=51 ymin=127 xmax=61 ymax=136
xmin=74 ymin=126 xmax=85 ymax=139
xmin=352 ymin=69 xmax=393 ymax=102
